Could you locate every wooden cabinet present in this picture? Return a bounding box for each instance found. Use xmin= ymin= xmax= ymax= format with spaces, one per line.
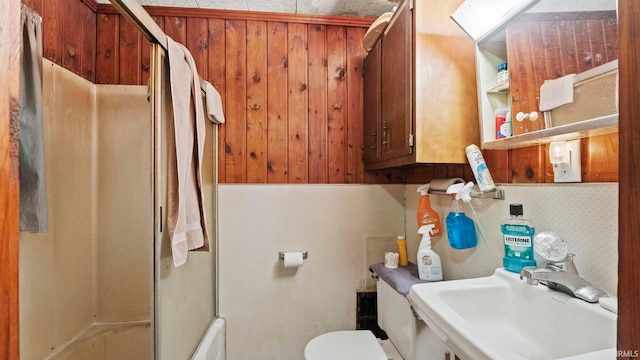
xmin=363 ymin=40 xmax=382 ymax=164
xmin=363 ymin=0 xmax=479 ymax=170
xmin=380 ymin=0 xmax=413 ymax=161
xmin=472 ymin=2 xmax=619 ymax=150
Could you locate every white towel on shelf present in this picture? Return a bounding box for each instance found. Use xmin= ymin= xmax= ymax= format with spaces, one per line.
xmin=166 ymin=36 xmax=210 ymax=267
xmin=539 ymin=74 xmax=575 ymax=112
xmin=204 ymin=80 xmax=225 ymax=124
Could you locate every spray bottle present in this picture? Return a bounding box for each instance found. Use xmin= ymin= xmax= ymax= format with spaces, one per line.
xmin=445 ymin=182 xmax=478 ymax=250
xmin=416 ymin=184 xmax=442 ymax=237
xmin=417 ymin=224 xmax=443 ymax=281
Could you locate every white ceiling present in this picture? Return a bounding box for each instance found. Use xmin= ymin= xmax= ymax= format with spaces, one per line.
xmin=98 ymin=0 xmax=400 ymax=17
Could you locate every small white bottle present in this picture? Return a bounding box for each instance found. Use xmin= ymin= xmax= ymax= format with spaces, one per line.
xmin=417 ymin=224 xmax=443 ymax=281
xmin=465 ymin=144 xmax=496 ymax=191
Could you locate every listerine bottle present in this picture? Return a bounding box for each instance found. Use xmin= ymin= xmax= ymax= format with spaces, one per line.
xmin=501 ymin=204 xmax=536 ymax=273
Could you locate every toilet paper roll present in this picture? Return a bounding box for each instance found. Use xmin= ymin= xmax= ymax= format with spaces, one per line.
xmin=283 ymin=252 xmax=304 ymax=268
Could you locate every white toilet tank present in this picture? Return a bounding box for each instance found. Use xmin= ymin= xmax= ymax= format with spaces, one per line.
xmin=377 ymin=277 xmax=418 ymax=360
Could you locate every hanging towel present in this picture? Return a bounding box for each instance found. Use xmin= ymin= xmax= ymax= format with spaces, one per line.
xmin=204 ymin=80 xmax=225 ymax=124
xmin=539 ymin=74 xmax=575 ymax=112
xmin=166 ymin=36 xmax=210 ymax=267
xmin=19 ymin=4 xmax=48 ymax=233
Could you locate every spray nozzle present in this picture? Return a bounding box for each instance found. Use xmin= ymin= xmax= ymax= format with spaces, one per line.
xmin=417 ymin=183 xmax=430 ymax=196
xmin=418 ymin=224 xmax=436 ymax=239
xmin=445 ymin=182 xmax=475 ymax=203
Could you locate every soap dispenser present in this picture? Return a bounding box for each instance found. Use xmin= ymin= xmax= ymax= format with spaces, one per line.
xmin=417 ymin=224 xmax=443 ymax=281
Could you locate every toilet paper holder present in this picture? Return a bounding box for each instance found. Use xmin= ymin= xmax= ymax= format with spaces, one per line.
xmin=279 ymin=251 xmax=308 ymax=260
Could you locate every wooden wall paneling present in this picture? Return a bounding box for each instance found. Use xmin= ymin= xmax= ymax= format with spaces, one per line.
xmin=80 ymin=3 xmax=96 ymax=82
xmin=1 ymin=0 xmax=21 ymax=357
xmin=603 ymin=15 xmax=618 ymax=61
xmin=186 ymin=17 xmax=209 ymax=79
xmin=506 ymin=22 xmax=535 ymax=135
xmin=207 ymin=19 xmax=226 ymax=183
xmin=523 ymin=21 xmax=546 ymax=132
xmin=245 ymin=20 xmax=268 ymax=183
xmin=580 ymin=133 xmax=618 ymax=182
xmin=307 ymin=24 xmax=328 ymax=184
xmin=286 ymin=23 xmax=309 ymax=183
xmin=483 ymin=150 xmax=510 ymax=184
xmin=42 ymin=0 xmax=62 ymax=63
xmin=541 ymin=19 xmax=563 ymax=78
xmin=21 ymin=0 xmax=42 ymax=13
xmin=573 ymin=19 xmax=594 ymax=73
xmin=326 ymin=25 xmax=346 ymax=183
xmin=557 ymin=19 xmax=580 ymax=75
xmin=346 ymin=27 xmax=366 ymax=184
xmin=618 ymin=0 xmax=640 ymax=351
xmin=96 ymin=13 xmax=119 ymax=84
xmin=224 ymin=19 xmax=247 ymax=183
xmin=509 ymin=146 xmax=545 ymax=183
xmin=118 ymin=19 xmax=142 ymax=85
xmin=586 ymin=18 xmax=608 ymax=67
xmin=266 ymin=22 xmax=288 ymax=183
xmin=61 ymin=0 xmax=82 ymax=75
xmin=164 ymin=16 xmax=187 ymax=43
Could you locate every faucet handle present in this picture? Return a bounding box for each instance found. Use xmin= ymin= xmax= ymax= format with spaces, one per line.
xmin=549 ymin=253 xmax=578 ymax=274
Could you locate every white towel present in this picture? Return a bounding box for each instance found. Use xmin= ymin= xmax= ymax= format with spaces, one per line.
xmin=166 ymin=36 xmax=210 ymax=267
xmin=204 ymin=80 xmax=225 ymax=124
xmin=539 ymin=74 xmax=575 ymax=112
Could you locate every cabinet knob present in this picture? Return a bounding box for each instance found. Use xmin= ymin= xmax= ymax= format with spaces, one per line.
xmin=250 ymin=104 xmax=261 ymax=111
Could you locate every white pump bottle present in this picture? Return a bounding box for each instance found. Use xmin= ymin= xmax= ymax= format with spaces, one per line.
xmin=417 ymin=224 xmax=443 ymax=281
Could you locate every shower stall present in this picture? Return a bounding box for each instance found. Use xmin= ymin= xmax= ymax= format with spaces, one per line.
xmin=18 ymin=2 xmax=218 ymax=359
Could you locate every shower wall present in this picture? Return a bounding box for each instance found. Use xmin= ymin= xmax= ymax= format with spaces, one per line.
xmin=19 ymin=60 xmax=151 ymax=360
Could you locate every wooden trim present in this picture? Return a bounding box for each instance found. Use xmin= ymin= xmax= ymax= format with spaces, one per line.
xmin=80 ymin=0 xmax=99 ymax=13
xmin=96 ymin=4 xmax=375 ymax=28
xmin=1 ymin=0 xmax=21 ymax=358
xmin=109 ymin=0 xmax=168 ymax=49
xmin=617 ymin=0 xmax=640 ymax=353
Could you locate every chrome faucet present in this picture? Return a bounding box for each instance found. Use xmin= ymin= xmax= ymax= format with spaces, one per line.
xmin=520 ymin=254 xmax=607 ymax=303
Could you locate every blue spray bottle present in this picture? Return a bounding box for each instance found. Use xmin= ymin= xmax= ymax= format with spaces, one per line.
xmin=445 ymin=182 xmax=478 ymax=249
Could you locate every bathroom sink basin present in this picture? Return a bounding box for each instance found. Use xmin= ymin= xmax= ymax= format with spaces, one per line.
xmin=408 ymin=268 xmax=616 ymax=360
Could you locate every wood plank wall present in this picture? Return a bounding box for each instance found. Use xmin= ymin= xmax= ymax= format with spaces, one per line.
xmin=23 ymin=1 xmax=618 ymax=186
xmin=22 ymin=0 xmax=97 ymax=82
xmin=90 ymin=6 xmax=476 ymax=184
xmin=617 ymin=0 xmax=640 ymax=351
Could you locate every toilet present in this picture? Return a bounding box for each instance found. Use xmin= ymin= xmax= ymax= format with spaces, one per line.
xmin=304 ymin=274 xmax=424 ymax=360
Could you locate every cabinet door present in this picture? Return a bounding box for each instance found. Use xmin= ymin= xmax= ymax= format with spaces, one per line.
xmin=380 ymin=0 xmax=413 ymax=160
xmin=363 ymin=40 xmax=382 ymax=165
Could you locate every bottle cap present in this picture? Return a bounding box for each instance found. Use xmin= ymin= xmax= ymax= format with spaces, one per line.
xmin=510 ymin=203 xmax=523 ymax=216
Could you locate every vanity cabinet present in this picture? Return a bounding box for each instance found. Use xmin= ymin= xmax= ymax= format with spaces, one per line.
xmin=470 ymin=0 xmax=619 ymax=149
xmin=363 ymin=0 xmax=479 ymax=170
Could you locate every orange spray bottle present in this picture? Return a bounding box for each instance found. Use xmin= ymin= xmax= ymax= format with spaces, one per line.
xmin=416 ymin=184 xmax=442 ymax=237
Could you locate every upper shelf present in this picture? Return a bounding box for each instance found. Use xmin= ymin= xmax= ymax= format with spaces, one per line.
xmin=482 ymin=114 xmax=618 ymax=150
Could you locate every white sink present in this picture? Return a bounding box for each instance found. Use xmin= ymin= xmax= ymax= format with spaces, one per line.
xmin=408 ymin=268 xmax=616 ymax=360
